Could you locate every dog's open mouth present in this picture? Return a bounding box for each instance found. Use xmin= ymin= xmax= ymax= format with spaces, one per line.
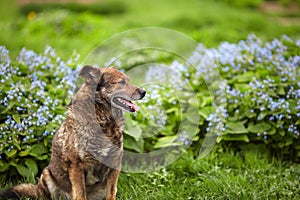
xmin=113 ymin=97 xmax=138 ymax=112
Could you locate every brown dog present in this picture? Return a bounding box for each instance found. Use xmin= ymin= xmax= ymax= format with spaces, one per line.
xmin=0 ymin=66 xmax=146 ymax=200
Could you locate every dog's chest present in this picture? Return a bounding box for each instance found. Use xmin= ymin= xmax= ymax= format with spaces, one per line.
xmin=85 ymin=163 xmax=113 ymax=186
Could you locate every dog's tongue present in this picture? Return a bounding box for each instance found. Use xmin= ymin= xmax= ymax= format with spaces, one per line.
xmin=127 ymin=101 xmax=139 ymax=112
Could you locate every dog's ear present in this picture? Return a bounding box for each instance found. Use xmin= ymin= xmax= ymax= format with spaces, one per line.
xmin=78 ymin=65 xmax=101 ymax=84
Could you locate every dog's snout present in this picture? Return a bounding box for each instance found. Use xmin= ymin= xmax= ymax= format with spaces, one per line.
xmin=138 ymin=88 xmax=146 ymax=99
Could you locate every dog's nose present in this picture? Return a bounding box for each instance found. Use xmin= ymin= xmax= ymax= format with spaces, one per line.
xmin=139 ymin=89 xmax=146 ymax=99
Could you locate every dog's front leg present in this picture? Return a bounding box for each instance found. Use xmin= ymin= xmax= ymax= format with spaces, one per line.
xmin=69 ymin=163 xmax=86 ymax=200
xmin=106 ymin=170 xmax=120 ymax=200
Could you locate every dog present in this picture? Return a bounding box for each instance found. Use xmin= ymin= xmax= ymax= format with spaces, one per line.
xmin=0 ymin=65 xmax=146 ymax=200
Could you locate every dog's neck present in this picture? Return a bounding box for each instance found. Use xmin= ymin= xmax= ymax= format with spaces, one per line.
xmin=95 ymin=101 xmax=125 ymax=133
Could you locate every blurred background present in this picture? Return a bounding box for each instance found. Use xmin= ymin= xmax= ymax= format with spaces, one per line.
xmin=0 ymin=0 xmax=299 ymax=59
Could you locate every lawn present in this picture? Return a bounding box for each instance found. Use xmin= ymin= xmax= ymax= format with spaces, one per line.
xmin=0 ymin=0 xmax=300 ymax=199
xmin=118 ymin=148 xmax=300 ymax=199
xmin=0 ymin=0 xmax=299 ymax=59
xmin=2 ymin=148 xmax=300 ymax=199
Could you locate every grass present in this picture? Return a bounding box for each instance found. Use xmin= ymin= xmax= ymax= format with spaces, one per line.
xmin=117 ymin=147 xmax=300 ymax=199
xmin=0 ymin=0 xmax=299 ymax=59
xmin=2 ymin=147 xmax=299 ymax=199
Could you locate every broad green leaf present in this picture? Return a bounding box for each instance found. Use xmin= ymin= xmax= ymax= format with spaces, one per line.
xmin=257 ymin=112 xmax=267 ymax=120
xmin=124 ymin=135 xmax=144 ymax=153
xmin=279 ymin=129 xmax=285 ymax=137
xmin=188 ymin=96 xmax=199 ymax=108
xmin=5 ymin=149 xmax=17 ymax=158
xmin=18 ymin=151 xmax=29 ymax=157
xmin=225 ymin=122 xmax=248 ymax=134
xmin=234 ymin=83 xmax=251 ymax=93
xmin=185 ymin=108 xmax=200 ymax=125
xmin=25 ymin=159 xmax=38 ymax=176
xmin=199 ymin=106 xmax=215 ymax=119
xmin=9 ymin=160 xmax=18 ymax=167
xmin=247 ymin=122 xmax=272 ymax=133
xmin=166 ymin=107 xmax=180 ymax=115
xmin=217 ymin=134 xmax=249 ymax=143
xmin=35 ymin=155 xmax=49 ymax=160
xmin=285 ymin=138 xmax=293 ymax=146
xmin=12 ymin=114 xmax=21 ymax=124
xmin=13 ymin=139 xmax=21 ymax=151
xmin=16 ymin=164 xmax=35 ymax=180
xmin=29 ymin=144 xmax=48 ymax=157
xmin=232 ymin=71 xmax=255 ymax=83
xmin=154 ymin=136 xmax=179 ymax=149
xmin=277 ymin=86 xmax=285 ymax=95
xmin=0 ymin=162 xmax=9 ymax=172
xmin=267 ymin=128 xmax=276 ymax=135
xmin=125 ymin=120 xmax=142 ymax=139
xmin=200 ymin=96 xmax=213 ymax=107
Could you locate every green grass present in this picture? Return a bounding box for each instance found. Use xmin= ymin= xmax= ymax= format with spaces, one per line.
xmin=117 ymin=148 xmax=300 ymax=199
xmin=2 ymin=147 xmax=299 ymax=199
xmin=0 ymin=0 xmax=299 ymax=59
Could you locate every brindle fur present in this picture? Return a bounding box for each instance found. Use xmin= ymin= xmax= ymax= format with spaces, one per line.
xmin=0 ymin=66 xmax=146 ymax=200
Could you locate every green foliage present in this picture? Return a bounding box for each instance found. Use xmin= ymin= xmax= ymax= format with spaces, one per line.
xmin=0 ymin=35 xmax=300 ymax=181
xmin=122 ymin=35 xmax=300 ymax=162
xmin=214 ymin=35 xmax=300 ymax=161
xmin=0 ymin=46 xmax=80 ymax=181
xmin=19 ymin=1 xmax=127 ymax=16
xmin=220 ymin=0 xmax=263 ymax=8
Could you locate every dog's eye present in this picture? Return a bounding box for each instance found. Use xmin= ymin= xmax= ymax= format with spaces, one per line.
xmin=118 ymin=79 xmax=126 ymax=85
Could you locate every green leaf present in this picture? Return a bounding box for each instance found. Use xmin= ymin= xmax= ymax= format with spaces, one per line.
xmin=35 ymin=155 xmax=48 ymax=160
xmin=225 ymin=122 xmax=248 ymax=134
xmin=25 ymin=158 xmax=38 ymax=176
xmin=232 ymin=71 xmax=255 ymax=83
xmin=154 ymin=136 xmax=179 ymax=149
xmin=5 ymin=149 xmax=17 ymax=158
xmin=277 ymin=86 xmax=285 ymax=95
xmin=0 ymin=161 xmax=9 ymax=172
xmin=234 ymin=83 xmax=251 ymax=93
xmin=16 ymin=163 xmax=36 ymax=181
xmin=247 ymin=122 xmax=272 ymax=133
xmin=217 ymin=134 xmax=249 ymax=143
xmin=125 ymin=120 xmax=142 ymax=140
xmin=279 ymin=129 xmax=285 ymax=136
xmin=124 ymin=135 xmax=144 ymax=153
xmin=1 ymin=102 xmax=16 ymax=114
xmin=165 ymin=107 xmax=179 ymax=115
xmin=188 ymin=96 xmax=199 ymax=108
xmin=18 ymin=151 xmax=29 ymax=157
xmin=257 ymin=112 xmax=267 ymax=120
xmin=29 ymin=144 xmax=48 ymax=158
xmin=199 ymin=106 xmax=215 ymax=119
xmin=12 ymin=114 xmax=21 ymax=124
xmin=200 ymin=96 xmax=212 ymax=107
xmin=185 ymin=108 xmax=200 ymax=125
xmin=267 ymin=128 xmax=276 ymax=135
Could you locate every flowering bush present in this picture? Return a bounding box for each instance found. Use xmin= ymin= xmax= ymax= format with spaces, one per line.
xmin=0 ymin=46 xmax=80 ymax=181
xmin=0 ymin=35 xmax=299 ymax=181
xmin=125 ymin=35 xmax=300 ymax=162
xmin=210 ymin=35 xmax=300 ymax=161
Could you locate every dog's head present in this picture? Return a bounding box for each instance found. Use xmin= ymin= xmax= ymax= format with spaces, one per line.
xmin=78 ymin=65 xmax=146 ymax=113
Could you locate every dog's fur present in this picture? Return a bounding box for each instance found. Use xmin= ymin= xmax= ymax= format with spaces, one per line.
xmin=0 ymin=66 xmax=146 ymax=200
